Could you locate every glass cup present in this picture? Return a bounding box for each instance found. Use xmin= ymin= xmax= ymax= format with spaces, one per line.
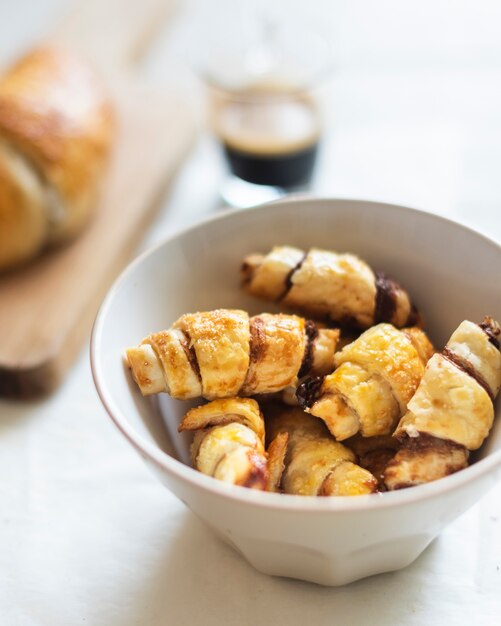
xmin=200 ymin=12 xmax=332 ymax=207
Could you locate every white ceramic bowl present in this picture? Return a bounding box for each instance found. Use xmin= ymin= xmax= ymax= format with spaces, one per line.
xmin=91 ymin=197 xmax=501 ymax=586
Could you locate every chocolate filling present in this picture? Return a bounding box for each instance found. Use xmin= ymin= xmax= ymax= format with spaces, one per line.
xmin=249 ymin=316 xmax=267 ymax=364
xmin=479 ymin=316 xmax=501 ymax=351
xmin=337 ymin=314 xmax=361 ymax=330
xmin=441 ymin=347 xmax=494 ymax=401
xmin=179 ymin=331 xmax=201 ymax=381
xmin=374 ymin=271 xmax=398 ymax=323
xmin=296 ymin=376 xmax=324 ymax=409
xmin=406 ymin=303 xmax=422 ymax=327
xmin=240 ymin=261 xmax=253 ymax=286
xmin=396 ymin=431 xmax=466 ymax=452
xmin=298 ymin=320 xmax=319 ymax=377
xmin=280 ymin=253 xmax=306 ymax=301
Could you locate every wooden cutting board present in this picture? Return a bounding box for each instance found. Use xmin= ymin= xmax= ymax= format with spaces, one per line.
xmin=0 ymin=86 xmax=196 ymax=397
xmin=0 ymin=1 xmax=197 ymax=397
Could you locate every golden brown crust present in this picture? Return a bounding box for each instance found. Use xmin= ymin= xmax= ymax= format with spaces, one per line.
xmin=319 ymin=461 xmax=378 ymax=496
xmin=0 ymin=45 xmax=115 ymax=255
xmin=402 ymin=327 xmax=435 ymax=365
xmin=0 ymin=139 xmax=48 ymax=270
xmin=125 ymin=329 xmax=203 ymax=398
xmin=300 ymin=324 xmax=430 ymax=440
xmin=266 ymin=431 xmax=289 ymax=492
xmin=145 ymin=329 xmax=202 ymax=399
xmin=242 ymin=246 xmax=418 ymax=329
xmin=179 ymin=397 xmax=265 ymax=444
xmin=173 ymin=309 xmax=250 ymax=400
xmin=127 ymin=310 xmax=337 ymax=400
xmin=183 ymin=398 xmax=268 ymax=489
xmin=310 ymin=328 xmax=339 ymax=375
xmin=264 ymin=405 xmax=377 ymax=496
xmin=303 ymin=385 xmax=361 ymax=441
xmin=241 ymin=246 xmax=304 ymax=300
xmin=394 ymin=353 xmax=495 ymax=450
xmin=283 ymin=248 xmax=377 ymax=327
xmin=384 ymin=435 xmax=469 ymax=490
xmin=321 ymin=363 xmax=399 ymax=439
xmin=241 ymin=313 xmax=305 ymax=395
xmin=265 ymin=404 xmax=329 ymax=446
xmin=388 ymin=318 xmax=501 ymax=489
xmin=334 ymin=324 xmax=427 ymax=411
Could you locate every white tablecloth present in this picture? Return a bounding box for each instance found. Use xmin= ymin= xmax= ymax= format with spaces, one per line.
xmin=1 ymin=1 xmax=501 ymax=624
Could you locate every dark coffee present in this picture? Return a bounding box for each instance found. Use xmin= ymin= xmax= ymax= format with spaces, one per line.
xmin=213 ymin=89 xmax=321 ymax=189
xmin=223 ymin=141 xmax=318 ymax=188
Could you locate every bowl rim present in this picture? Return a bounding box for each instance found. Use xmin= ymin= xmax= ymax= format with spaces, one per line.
xmin=90 ymin=196 xmax=501 ymax=512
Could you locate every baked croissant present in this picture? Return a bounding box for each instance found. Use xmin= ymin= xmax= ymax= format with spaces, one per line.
xmin=126 ymin=309 xmax=339 ymax=399
xmin=297 ymin=324 xmax=434 ymax=441
xmin=0 ymin=45 xmax=114 ymax=271
xmin=384 ymin=316 xmax=501 ymax=490
xmin=179 ymin=398 xmax=267 ymax=489
xmin=265 ymin=405 xmax=378 ymax=496
xmin=242 ymin=245 xmax=420 ymax=329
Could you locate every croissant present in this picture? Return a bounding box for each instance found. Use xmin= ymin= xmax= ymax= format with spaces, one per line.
xmin=296 ymin=324 xmax=434 ymax=441
xmin=384 ymin=316 xmax=501 ymax=489
xmin=126 ymin=309 xmax=339 ymax=400
xmin=265 ymin=405 xmax=378 ymax=496
xmin=0 ymin=46 xmax=114 ymax=271
xmin=242 ymin=246 xmax=420 ymax=329
xmin=179 ymin=398 xmax=267 ymax=489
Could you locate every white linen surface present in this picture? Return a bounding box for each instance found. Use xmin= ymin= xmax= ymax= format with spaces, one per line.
xmin=0 ymin=348 xmax=500 ymax=625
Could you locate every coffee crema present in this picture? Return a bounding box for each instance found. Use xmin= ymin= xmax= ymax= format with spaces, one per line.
xmin=213 ymin=87 xmax=321 ymax=188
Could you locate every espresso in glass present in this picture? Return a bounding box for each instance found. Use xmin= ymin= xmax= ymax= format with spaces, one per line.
xmin=212 ymin=84 xmax=321 ymax=191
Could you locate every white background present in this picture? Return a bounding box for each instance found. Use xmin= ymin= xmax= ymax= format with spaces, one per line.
xmin=1 ymin=1 xmax=501 ymax=624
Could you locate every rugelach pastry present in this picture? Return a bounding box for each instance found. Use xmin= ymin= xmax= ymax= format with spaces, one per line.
xmin=265 ymin=405 xmax=378 ymax=496
xmin=384 ymin=317 xmax=501 ymax=489
xmin=242 ymin=245 xmax=420 ymax=329
xmin=179 ymin=398 xmax=267 ymax=489
xmin=126 ymin=309 xmax=339 ymax=399
xmin=0 ymin=45 xmax=114 ymax=271
xmin=297 ymin=324 xmax=434 ymax=441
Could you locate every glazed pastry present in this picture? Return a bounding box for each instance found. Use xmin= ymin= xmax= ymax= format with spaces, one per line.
xmin=256 ymin=328 xmax=357 ymax=407
xmin=0 ymin=45 xmax=114 ymax=271
xmin=265 ymin=405 xmax=378 ymax=496
xmin=296 ymin=324 xmax=434 ymax=440
xmin=385 ymin=316 xmax=501 ymax=489
xmin=126 ymin=309 xmax=339 ymax=400
xmin=179 ymin=398 xmax=267 ymax=489
xmin=242 ymin=245 xmax=420 ymax=329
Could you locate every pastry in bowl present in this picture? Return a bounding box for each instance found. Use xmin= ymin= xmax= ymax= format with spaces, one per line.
xmin=385 ymin=316 xmax=501 ymax=489
xmin=91 ymin=197 xmax=501 ymax=585
xmin=0 ymin=45 xmax=115 ymax=271
xmin=126 ymin=309 xmax=338 ymax=399
xmin=297 ymin=324 xmax=434 ymax=440
xmin=242 ymin=245 xmax=420 ymax=328
xmin=265 ymin=404 xmax=378 ymax=496
xmin=179 ymin=398 xmax=268 ymax=490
